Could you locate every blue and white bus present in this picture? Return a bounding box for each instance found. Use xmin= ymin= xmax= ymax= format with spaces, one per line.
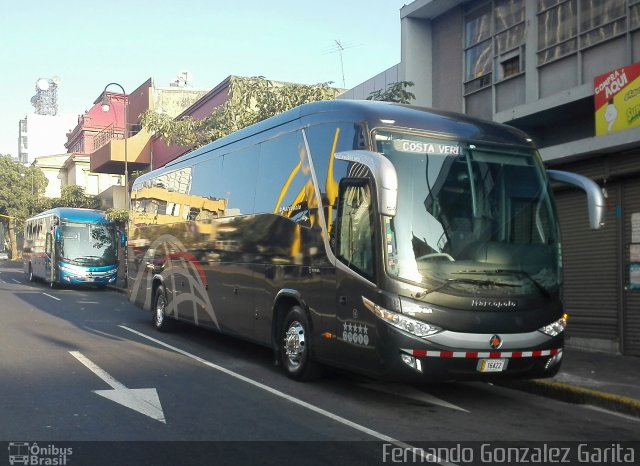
xmin=23 ymin=207 xmax=122 ymax=288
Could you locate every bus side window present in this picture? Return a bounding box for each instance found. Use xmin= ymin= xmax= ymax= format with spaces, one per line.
xmin=45 ymin=233 xmax=53 ymax=257
xmin=336 ymin=179 xmax=375 ymax=280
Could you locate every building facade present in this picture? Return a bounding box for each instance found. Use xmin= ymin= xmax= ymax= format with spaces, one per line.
xmin=18 ymin=113 xmax=76 ymax=165
xmin=346 ymin=0 xmax=640 ymax=355
xmin=89 ymin=78 xmax=210 ymax=192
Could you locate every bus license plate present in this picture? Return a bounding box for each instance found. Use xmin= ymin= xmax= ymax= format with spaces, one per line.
xmin=478 ymin=358 xmax=507 ymax=373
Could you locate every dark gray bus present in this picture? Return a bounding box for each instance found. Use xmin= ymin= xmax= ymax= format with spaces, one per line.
xmin=127 ymin=100 xmax=604 ymax=382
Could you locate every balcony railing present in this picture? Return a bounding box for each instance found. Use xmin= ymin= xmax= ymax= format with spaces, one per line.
xmin=93 ymin=124 xmax=124 ymax=152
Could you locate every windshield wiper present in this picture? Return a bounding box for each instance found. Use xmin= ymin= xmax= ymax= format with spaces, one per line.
xmin=454 ymin=269 xmax=551 ymax=299
xmin=417 ymin=276 xmax=520 ymax=298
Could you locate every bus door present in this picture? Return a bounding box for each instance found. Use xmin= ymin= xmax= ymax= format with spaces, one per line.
xmin=333 ymin=179 xmax=380 ymax=373
xmin=45 ymin=231 xmax=55 ymax=284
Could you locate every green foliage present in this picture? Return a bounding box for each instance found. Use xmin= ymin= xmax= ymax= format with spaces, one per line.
xmin=49 ymin=185 xmax=102 ymax=210
xmin=367 ymin=81 xmax=416 ymax=104
xmin=105 ymin=208 xmax=129 ymax=226
xmin=0 ymin=155 xmax=49 ymax=222
xmin=140 ymin=76 xmax=342 ymax=149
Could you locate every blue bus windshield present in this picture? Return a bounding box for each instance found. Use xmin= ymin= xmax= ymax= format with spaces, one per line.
xmin=59 ymin=222 xmax=117 ymax=266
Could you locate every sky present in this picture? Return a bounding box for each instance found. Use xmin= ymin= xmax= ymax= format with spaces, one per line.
xmin=0 ymin=0 xmax=406 ymax=157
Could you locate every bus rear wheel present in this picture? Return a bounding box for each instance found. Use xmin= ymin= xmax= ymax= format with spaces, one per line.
xmin=153 ymin=285 xmax=175 ymax=332
xmin=279 ymin=306 xmax=322 ymax=381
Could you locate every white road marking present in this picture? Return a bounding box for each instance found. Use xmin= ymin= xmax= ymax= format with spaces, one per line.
xmin=69 ymin=351 xmax=166 ymax=424
xmin=0 ymin=279 xmax=5 ymax=283
xmin=119 ymin=325 xmax=457 ymax=466
xmin=42 ymin=293 xmax=61 ymax=301
xmin=583 ymin=405 xmax=640 ymax=423
xmin=359 ymin=383 xmax=469 ymax=412
xmin=11 ymin=278 xmax=20 ymax=284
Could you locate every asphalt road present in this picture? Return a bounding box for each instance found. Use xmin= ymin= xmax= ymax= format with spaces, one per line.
xmin=1 ymin=260 xmax=638 ymax=465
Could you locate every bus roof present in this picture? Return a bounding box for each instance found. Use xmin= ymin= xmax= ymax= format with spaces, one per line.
xmin=27 ymin=208 xmax=112 ymax=224
xmin=149 ymin=99 xmax=536 ymax=177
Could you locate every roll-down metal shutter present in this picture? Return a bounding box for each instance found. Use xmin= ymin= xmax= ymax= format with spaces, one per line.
xmin=554 ymin=186 xmax=619 ymax=344
xmin=623 ymin=179 xmax=640 ymax=356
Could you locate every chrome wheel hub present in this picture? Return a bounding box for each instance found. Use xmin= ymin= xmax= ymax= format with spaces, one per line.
xmin=155 ymin=294 xmax=166 ymax=326
xmin=284 ymin=321 xmax=305 ymax=367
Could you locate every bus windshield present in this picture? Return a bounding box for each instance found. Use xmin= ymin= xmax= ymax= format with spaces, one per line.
xmin=59 ymin=222 xmax=117 ymax=266
xmin=375 ymin=130 xmax=561 ymax=299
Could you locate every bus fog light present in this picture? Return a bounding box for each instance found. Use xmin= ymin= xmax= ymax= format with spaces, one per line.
xmin=400 ymin=353 xmax=424 ymax=373
xmin=545 ymin=351 xmax=563 ymax=370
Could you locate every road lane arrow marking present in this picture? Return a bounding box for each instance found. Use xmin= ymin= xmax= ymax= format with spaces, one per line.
xmin=69 ymin=351 xmax=166 ymax=423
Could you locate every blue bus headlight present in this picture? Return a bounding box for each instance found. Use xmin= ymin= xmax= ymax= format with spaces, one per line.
xmin=362 ymin=296 xmax=442 ymax=338
xmin=539 ymin=313 xmax=568 ymax=337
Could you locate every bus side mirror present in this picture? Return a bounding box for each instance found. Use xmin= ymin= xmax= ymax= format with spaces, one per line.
xmin=334 ymin=150 xmax=398 ymax=217
xmin=547 ymin=170 xmax=605 ymax=230
xmin=118 ymin=230 xmax=127 ymax=248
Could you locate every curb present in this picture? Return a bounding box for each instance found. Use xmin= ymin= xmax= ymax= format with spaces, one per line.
xmin=500 ymin=379 xmax=640 ymax=418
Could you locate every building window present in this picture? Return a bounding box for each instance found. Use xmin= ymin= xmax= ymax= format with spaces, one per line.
xmin=538 ymin=0 xmax=628 ymax=65
xmin=580 ymin=0 xmax=626 ymax=48
xmin=631 ymin=0 xmax=640 ymax=30
xmin=537 ymin=0 xmax=578 ymax=65
xmin=500 ymin=54 xmax=522 ymax=79
xmin=465 ymin=3 xmax=492 ymax=92
xmin=464 ymin=0 xmax=525 ymax=94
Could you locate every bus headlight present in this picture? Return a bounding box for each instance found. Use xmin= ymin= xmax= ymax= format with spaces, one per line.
xmin=362 ymin=296 xmax=442 ymax=338
xmin=539 ymin=313 xmax=568 ymax=337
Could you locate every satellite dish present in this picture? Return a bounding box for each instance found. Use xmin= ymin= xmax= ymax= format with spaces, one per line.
xmin=36 ymin=78 xmax=50 ymax=91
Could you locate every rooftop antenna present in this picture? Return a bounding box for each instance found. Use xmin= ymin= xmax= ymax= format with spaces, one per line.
xmin=31 ymin=77 xmax=60 ymax=115
xmin=323 ymin=40 xmax=359 ymax=88
xmin=173 ymin=70 xmax=193 ymax=87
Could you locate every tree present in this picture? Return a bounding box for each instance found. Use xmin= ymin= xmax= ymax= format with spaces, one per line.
xmin=140 ymin=76 xmax=342 ymax=149
xmin=52 ymin=185 xmax=102 ymax=209
xmin=0 ymin=156 xmax=49 ymax=258
xmin=367 ymin=81 xmax=416 ymax=104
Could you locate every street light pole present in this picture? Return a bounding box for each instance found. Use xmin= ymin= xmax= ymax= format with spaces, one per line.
xmin=101 ymin=83 xmax=128 ymax=209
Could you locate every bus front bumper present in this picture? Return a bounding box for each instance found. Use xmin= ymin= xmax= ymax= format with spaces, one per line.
xmin=378 ymin=325 xmax=565 ymax=382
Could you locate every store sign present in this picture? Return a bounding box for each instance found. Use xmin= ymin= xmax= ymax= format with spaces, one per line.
xmin=594 ymin=62 xmax=640 ymax=136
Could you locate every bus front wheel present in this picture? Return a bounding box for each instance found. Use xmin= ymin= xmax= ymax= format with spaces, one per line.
xmin=153 ymin=285 xmax=175 ymax=332
xmin=279 ymin=306 xmax=322 ymax=381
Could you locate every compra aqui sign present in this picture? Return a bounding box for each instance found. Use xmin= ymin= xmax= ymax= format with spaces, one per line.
xmin=594 ymin=62 xmax=640 ymax=136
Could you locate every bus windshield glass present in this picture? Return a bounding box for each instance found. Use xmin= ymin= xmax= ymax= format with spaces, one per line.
xmin=375 ymin=130 xmax=561 ymax=299
xmin=59 ymin=222 xmax=117 ymax=266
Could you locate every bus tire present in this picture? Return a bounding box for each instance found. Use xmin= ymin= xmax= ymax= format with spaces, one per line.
xmin=279 ymin=306 xmax=322 ymax=381
xmin=153 ymin=285 xmax=176 ymax=332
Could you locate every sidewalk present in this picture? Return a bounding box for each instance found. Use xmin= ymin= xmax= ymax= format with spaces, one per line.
xmin=503 ymin=346 xmax=640 ymax=418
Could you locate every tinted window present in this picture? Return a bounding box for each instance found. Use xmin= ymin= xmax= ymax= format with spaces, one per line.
xmin=131 ymin=167 xmax=191 ymax=225
xmin=221 ymin=146 xmax=260 ymax=216
xmin=337 ymin=180 xmax=375 ymax=280
xmin=255 ymin=131 xmax=315 ymax=227
xmin=304 ymin=123 xmax=369 ymax=244
xmin=191 ymin=155 xmax=225 ymax=201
